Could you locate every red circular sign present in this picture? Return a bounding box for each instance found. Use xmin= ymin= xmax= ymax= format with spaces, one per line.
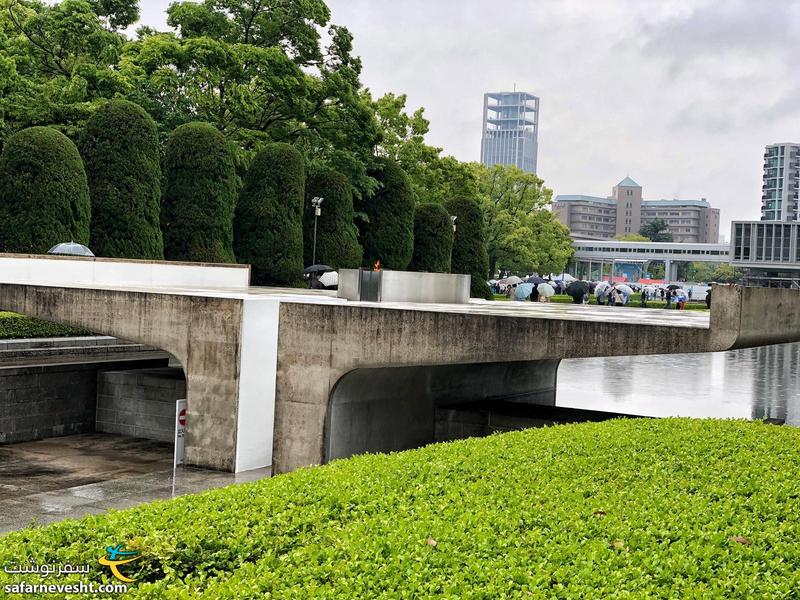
xmin=178 ymin=408 xmax=186 ymax=426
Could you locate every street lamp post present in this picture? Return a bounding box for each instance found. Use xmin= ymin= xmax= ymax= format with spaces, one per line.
xmin=311 ymin=196 xmax=324 ymax=264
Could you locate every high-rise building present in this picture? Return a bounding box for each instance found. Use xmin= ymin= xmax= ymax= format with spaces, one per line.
xmin=553 ymin=177 xmax=720 ymax=243
xmin=762 ymin=143 xmax=800 ymax=221
xmin=480 ymin=91 xmax=539 ymax=174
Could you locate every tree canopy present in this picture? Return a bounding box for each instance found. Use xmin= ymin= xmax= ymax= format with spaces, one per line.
xmin=474 ymin=163 xmax=573 ymax=276
xmin=639 ymin=219 xmax=674 ymax=242
xmin=408 ymin=203 xmax=453 ymax=273
xmin=357 ymin=157 xmax=414 ymax=270
xmin=446 ymin=196 xmax=491 ymax=299
xmin=234 ymin=142 xmax=305 ymax=286
xmin=615 ymin=233 xmax=649 ymax=242
xmin=303 ymin=167 xmax=362 ymax=270
xmin=0 ymin=126 xmax=90 ymax=253
xmin=162 ymin=121 xmax=237 ymax=263
xmin=80 ymin=98 xmax=163 ymax=259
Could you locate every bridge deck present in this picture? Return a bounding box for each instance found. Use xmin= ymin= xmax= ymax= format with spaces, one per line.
xmin=9 ymin=279 xmax=709 ymax=330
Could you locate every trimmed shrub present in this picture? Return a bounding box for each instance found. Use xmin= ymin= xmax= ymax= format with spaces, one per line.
xmin=80 ymin=99 xmax=163 ymax=259
xmin=408 ymin=202 xmax=453 ymax=273
xmin=234 ymin=143 xmax=304 ymax=286
xmin=0 ymin=311 xmax=89 ymax=338
xmin=0 ymin=127 xmax=90 ymax=253
xmin=446 ymin=196 xmax=492 ymax=299
xmin=1 ymin=420 xmax=800 ymax=597
xmin=357 ymin=158 xmax=414 ymax=270
xmin=162 ymin=122 xmax=237 ymax=263
xmin=303 ymin=168 xmax=362 ymax=269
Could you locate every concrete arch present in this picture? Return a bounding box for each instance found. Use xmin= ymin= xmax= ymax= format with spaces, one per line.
xmin=324 ymin=360 xmax=561 ymax=462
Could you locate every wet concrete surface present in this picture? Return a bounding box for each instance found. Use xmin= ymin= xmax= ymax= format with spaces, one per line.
xmin=0 ymin=433 xmax=270 ymax=534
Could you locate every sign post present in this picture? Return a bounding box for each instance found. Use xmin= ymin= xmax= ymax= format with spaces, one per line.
xmin=174 ymin=399 xmax=187 ymax=469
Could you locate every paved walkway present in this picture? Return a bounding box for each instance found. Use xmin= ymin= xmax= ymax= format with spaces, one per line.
xmin=0 ymin=433 xmax=270 ymax=534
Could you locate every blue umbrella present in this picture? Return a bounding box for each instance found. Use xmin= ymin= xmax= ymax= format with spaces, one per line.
xmin=514 ymin=283 xmax=535 ymax=300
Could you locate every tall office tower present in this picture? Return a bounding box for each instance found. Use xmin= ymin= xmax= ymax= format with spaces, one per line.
xmin=762 ymin=143 xmax=800 ymax=221
xmin=480 ymin=91 xmax=539 ymax=174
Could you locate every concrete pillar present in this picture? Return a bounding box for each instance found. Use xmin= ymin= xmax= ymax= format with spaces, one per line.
xmin=664 ymin=259 xmax=672 ymax=283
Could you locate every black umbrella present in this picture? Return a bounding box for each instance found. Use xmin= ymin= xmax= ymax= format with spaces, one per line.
xmin=525 ymin=276 xmax=545 ymax=285
xmin=565 ymin=281 xmax=591 ymax=303
xmin=667 ymin=284 xmax=682 ymax=290
xmin=304 ymin=264 xmax=334 ymax=275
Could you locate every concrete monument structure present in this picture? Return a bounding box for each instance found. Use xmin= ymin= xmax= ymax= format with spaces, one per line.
xmin=1 ymin=254 xmax=799 ymax=475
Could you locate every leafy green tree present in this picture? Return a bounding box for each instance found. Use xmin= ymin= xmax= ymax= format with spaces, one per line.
xmin=474 ymin=163 xmax=565 ymax=275
xmin=80 ymin=98 xmax=163 ymax=258
xmin=408 ymin=203 xmax=453 ymax=273
xmin=639 ymin=218 xmax=673 ymax=242
xmin=0 ymin=126 xmax=90 ymax=252
xmin=356 ymin=157 xmax=414 ymax=270
xmin=614 ymin=233 xmax=649 ymax=242
xmin=1 ymin=0 xmax=382 ymax=198
xmin=647 ymin=261 xmax=665 ymax=279
xmin=303 ymin=168 xmax=362 ymax=269
xmin=162 ymin=122 xmax=237 ymax=263
xmin=711 ymin=263 xmax=742 ymax=283
xmin=234 ymin=142 xmax=304 ymax=285
xmin=446 ymin=196 xmax=491 ymax=299
xmin=0 ymin=0 xmax=132 ymax=141
xmin=370 ymin=91 xmax=478 ymax=204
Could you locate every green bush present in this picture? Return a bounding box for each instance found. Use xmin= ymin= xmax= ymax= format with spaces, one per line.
xmin=303 ymin=168 xmax=362 ymax=269
xmin=0 ymin=311 xmax=89 ymax=338
xmin=408 ymin=203 xmax=453 ymax=273
xmin=162 ymin=122 xmax=237 ymax=263
xmin=80 ymin=99 xmax=163 ymax=259
xmin=357 ymin=158 xmax=414 ymax=270
xmin=234 ymin=143 xmax=304 ymax=286
xmin=1 ymin=419 xmax=799 ymax=597
xmin=446 ymin=196 xmax=492 ymax=299
xmin=0 ymin=127 xmax=90 ymax=253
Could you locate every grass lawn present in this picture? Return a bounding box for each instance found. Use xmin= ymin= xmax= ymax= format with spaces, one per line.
xmin=0 ymin=311 xmax=89 ymax=339
xmin=1 ymin=419 xmax=798 ymax=597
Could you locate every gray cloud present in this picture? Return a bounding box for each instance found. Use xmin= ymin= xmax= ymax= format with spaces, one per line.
xmin=137 ymin=0 xmax=800 ymax=234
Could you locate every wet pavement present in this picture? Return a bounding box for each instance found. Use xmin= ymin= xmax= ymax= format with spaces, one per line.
xmin=0 ymin=433 xmax=270 ymax=534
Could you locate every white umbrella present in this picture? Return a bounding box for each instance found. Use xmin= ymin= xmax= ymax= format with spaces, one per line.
xmin=319 ymin=271 xmax=338 ymax=287
xmin=500 ymin=275 xmax=523 ymax=285
xmin=594 ymin=281 xmax=611 ymax=296
xmin=615 ymin=284 xmax=634 ymax=297
xmin=537 ymin=283 xmax=556 ymax=298
xmin=47 ymin=241 xmax=94 ymax=257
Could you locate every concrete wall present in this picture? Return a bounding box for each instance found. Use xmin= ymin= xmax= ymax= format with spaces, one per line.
xmin=96 ymin=368 xmax=186 ymax=442
xmin=0 ymin=253 xmax=250 ymax=290
xmin=0 ymin=358 xmax=168 ymax=443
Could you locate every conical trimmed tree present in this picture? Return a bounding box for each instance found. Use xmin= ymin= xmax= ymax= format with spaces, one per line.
xmin=358 ymin=158 xmax=414 ymax=270
xmin=0 ymin=127 xmax=90 ymax=253
xmin=162 ymin=122 xmax=237 ymax=263
xmin=446 ymin=196 xmax=492 ymax=299
xmin=80 ymin=99 xmax=163 ymax=259
xmin=234 ymin=143 xmax=305 ymax=286
xmin=303 ymin=168 xmax=362 ymax=269
xmin=408 ymin=202 xmax=454 ymax=273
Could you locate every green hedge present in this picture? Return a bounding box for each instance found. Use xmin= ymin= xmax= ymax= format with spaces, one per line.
xmin=80 ymin=99 xmax=163 ymax=259
xmin=446 ymin=196 xmax=492 ymax=299
xmin=234 ymin=143 xmax=305 ymax=286
xmin=162 ymin=122 xmax=237 ymax=263
xmin=358 ymin=157 xmax=414 ymax=270
xmin=303 ymin=168 xmax=362 ymax=269
xmin=0 ymin=127 xmax=91 ymax=253
xmin=0 ymin=312 xmax=89 ymax=339
xmin=2 ymin=419 xmax=798 ymax=597
xmin=408 ymin=202 xmax=453 ymax=273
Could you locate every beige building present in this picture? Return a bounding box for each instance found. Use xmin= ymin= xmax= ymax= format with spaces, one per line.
xmin=553 ymin=177 xmax=720 ymax=243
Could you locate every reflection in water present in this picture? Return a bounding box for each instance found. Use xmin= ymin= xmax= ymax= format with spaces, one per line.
xmin=557 ymin=342 xmax=800 ymax=426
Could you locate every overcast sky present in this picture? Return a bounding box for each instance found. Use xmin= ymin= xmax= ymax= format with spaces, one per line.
xmin=137 ymin=0 xmax=800 ymax=235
